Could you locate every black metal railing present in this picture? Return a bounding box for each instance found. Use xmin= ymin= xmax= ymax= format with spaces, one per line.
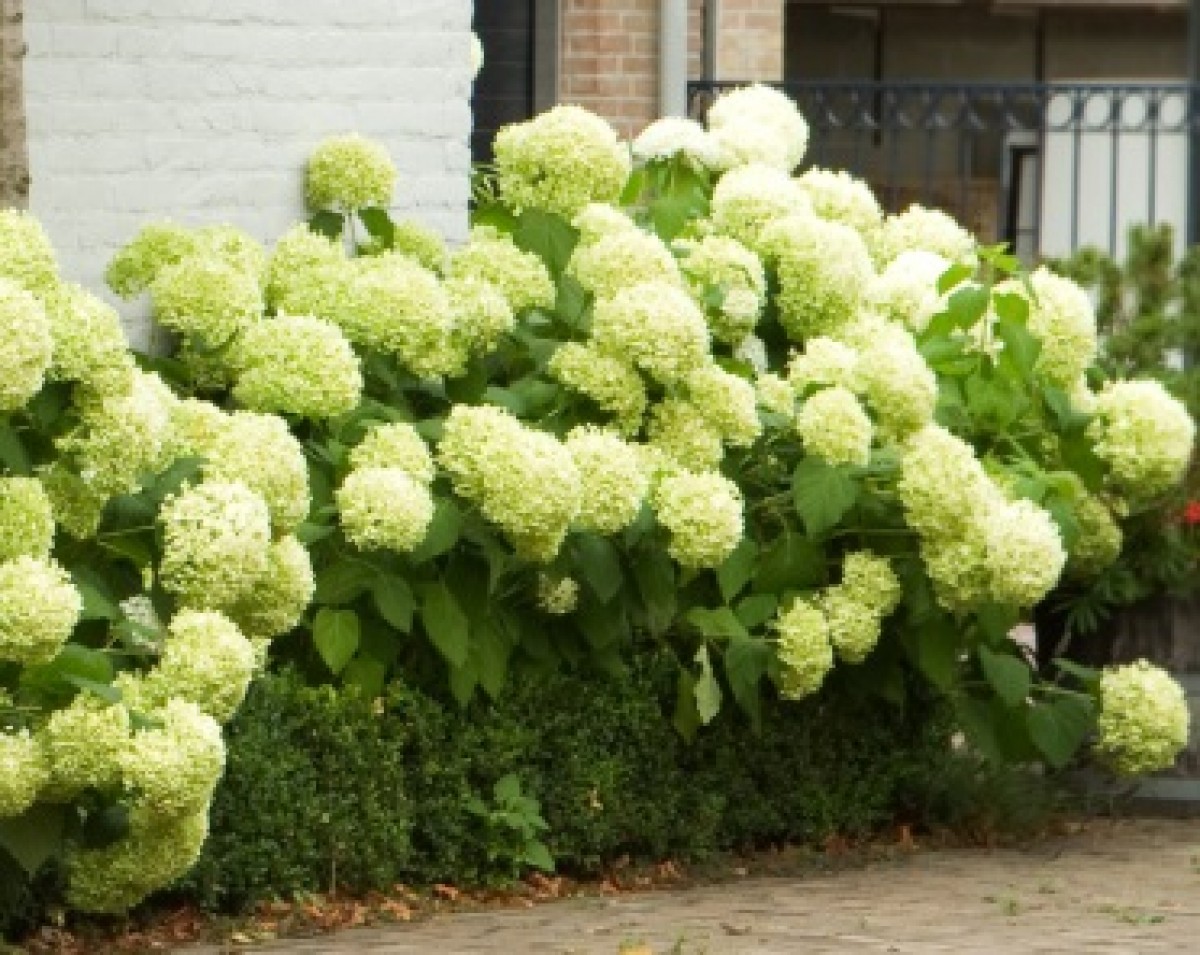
xmin=688 ymin=81 xmax=1200 ymax=260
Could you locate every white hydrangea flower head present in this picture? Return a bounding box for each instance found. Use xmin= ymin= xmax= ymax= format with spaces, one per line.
xmin=40 ymin=695 xmax=131 ymax=797
xmin=995 ymin=267 xmax=1098 ymax=388
xmin=648 ymin=398 xmax=726 ymax=473
xmin=141 ymin=610 xmax=256 ymax=723
xmin=572 ymin=203 xmax=640 ymax=245
xmin=875 ymin=204 xmax=977 ymax=268
xmin=449 ymin=226 xmax=556 ymax=314
xmin=446 ymin=275 xmax=515 ymax=357
xmin=336 ymin=467 xmax=435 ymax=553
xmin=755 ymin=372 xmax=796 ymax=419
xmin=898 ymin=424 xmax=999 ymax=540
xmin=710 ymin=163 xmax=812 ymax=252
xmin=685 ymin=364 xmax=762 ymax=447
xmin=0 ymin=209 xmax=60 ymax=296
xmin=982 ymin=498 xmax=1067 ymax=607
xmin=41 ymin=283 xmax=135 ymax=397
xmin=350 ymin=423 xmax=435 ymax=485
xmin=920 ymin=534 xmax=993 ymax=611
xmin=536 ymin=573 xmax=579 ymax=615
xmin=591 ymin=280 xmax=710 ymax=385
xmin=796 ymin=167 xmax=884 ymax=248
xmin=633 ymin=116 xmax=725 ymax=170
xmin=0 ymin=729 xmax=49 ymax=818
xmin=163 ymin=397 xmax=228 ymax=461
xmin=795 ymin=385 xmax=873 ymax=467
xmin=1095 ymin=660 xmax=1190 ymax=776
xmin=205 ymin=411 xmax=310 ymax=534
xmin=841 ymin=551 xmax=902 ymax=616
xmin=653 ymin=470 xmax=743 ymax=568
xmin=821 ymin=587 xmax=883 ymax=665
xmin=1088 ymin=379 xmax=1195 ymax=497
xmin=150 ymin=255 xmax=263 ymax=347
xmin=192 ymin=224 xmax=267 ymax=280
xmin=787 ymin=337 xmax=861 ymax=394
xmin=231 ymin=313 xmax=363 ymax=420
xmin=852 ymin=318 xmax=938 ymax=438
xmin=566 ymin=426 xmax=649 ymax=534
xmin=38 ymin=464 xmax=108 ymax=541
xmin=869 ymin=250 xmax=950 ymax=333
xmin=0 ymin=277 xmax=53 ymax=411
xmin=0 ymin=556 xmax=82 ymax=666
xmin=548 ymin=342 xmax=647 ymax=434
xmin=568 ymin=227 xmax=682 ymax=299
xmin=305 ymin=133 xmax=397 ymax=211
xmin=675 ymin=234 xmax=766 ymax=343
xmin=106 ymin=221 xmax=198 ymax=299
xmin=158 ymin=481 xmax=272 ymax=610
xmin=66 ymin=803 xmax=210 ymax=915
xmin=226 ymin=535 xmax=314 ymax=641
xmin=264 ymin=223 xmax=344 ymax=309
xmin=774 ymin=597 xmax=833 ymax=700
xmin=391 ymin=218 xmax=449 ymax=273
xmin=494 ymin=104 xmax=632 ymax=217
xmin=1068 ymin=494 xmax=1123 ymax=577
xmin=0 ymin=476 xmax=55 ymax=561
xmin=707 ymin=84 xmax=809 ymax=172
xmin=761 ymin=214 xmax=873 ymax=341
xmin=119 ymin=698 xmax=225 ymax=818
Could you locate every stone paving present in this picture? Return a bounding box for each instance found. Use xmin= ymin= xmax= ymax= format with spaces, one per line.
xmin=192 ymin=817 xmax=1200 ymax=954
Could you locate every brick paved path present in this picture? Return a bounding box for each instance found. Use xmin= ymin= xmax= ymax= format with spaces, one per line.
xmin=193 ymin=817 xmax=1200 ymax=953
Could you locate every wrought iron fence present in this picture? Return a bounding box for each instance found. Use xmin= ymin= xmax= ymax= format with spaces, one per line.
xmin=688 ymin=81 xmax=1200 ymax=260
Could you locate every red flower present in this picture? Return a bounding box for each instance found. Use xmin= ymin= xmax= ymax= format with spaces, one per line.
xmin=1183 ymin=501 xmax=1200 ymax=526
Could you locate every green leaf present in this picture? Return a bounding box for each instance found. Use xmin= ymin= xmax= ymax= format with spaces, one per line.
xmin=717 ymin=539 xmax=757 ymax=603
xmin=753 ymin=531 xmax=826 ymax=593
xmin=734 ymin=593 xmax=777 ymax=630
xmin=475 ymin=619 xmax=512 ymax=700
xmin=724 ymin=635 xmax=770 ymax=729
xmin=372 ymin=576 xmax=415 ymax=632
xmin=1052 ymin=657 xmax=1101 ymax=687
xmin=944 ymin=284 xmax=990 ymax=329
xmin=294 ymin=521 xmax=335 ymax=545
xmin=0 ymin=804 xmax=65 ymax=875
xmin=358 ymin=207 xmax=395 ymax=247
xmin=792 ymin=459 xmax=859 ymax=536
xmin=0 ymin=422 xmax=31 ymax=474
xmin=994 ymin=316 xmax=1042 ymax=379
xmin=937 ymin=262 xmax=975 ymax=294
xmin=409 ymin=498 xmax=461 ymax=563
xmin=63 ymin=675 xmax=121 ymax=704
xmin=420 ymin=581 xmax=470 ymax=668
xmin=902 ymin=613 xmax=960 ymax=691
xmin=71 ymin=570 xmax=119 ymax=622
xmin=43 ymin=643 xmax=116 ymax=687
xmin=978 ymin=644 xmax=1032 ymax=707
xmin=673 ymin=669 xmax=700 ymax=741
xmin=693 ymin=646 xmax=722 ymax=726
xmin=573 ymin=534 xmax=624 ymax=604
xmin=79 ymin=802 xmax=130 ymax=850
xmin=313 ymin=608 xmax=360 ymax=675
xmin=512 ymin=209 xmax=578 ymax=277
xmin=1027 ymin=694 xmax=1095 ymax=769
xmin=633 ymin=549 xmax=676 ymax=637
xmin=685 ymin=606 xmax=748 ymax=640
xmin=308 ymin=210 xmax=345 ymax=240
xmin=342 ymin=657 xmax=387 ymax=699
xmin=314 ymin=560 xmax=375 ymax=605
xmin=522 ymin=841 xmax=555 ymax=872
xmin=1059 ymin=433 xmax=1107 ymax=492
xmin=447 ymin=656 xmax=479 ymax=707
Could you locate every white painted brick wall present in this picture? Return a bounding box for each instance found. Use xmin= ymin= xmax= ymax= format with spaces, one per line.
xmin=23 ymin=0 xmax=474 ymax=344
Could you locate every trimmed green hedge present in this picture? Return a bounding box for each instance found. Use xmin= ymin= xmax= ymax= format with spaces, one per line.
xmin=181 ymin=654 xmax=948 ymax=911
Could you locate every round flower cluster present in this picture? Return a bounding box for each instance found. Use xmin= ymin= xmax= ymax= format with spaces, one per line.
xmin=1068 ymin=493 xmax=1123 ymax=577
xmin=138 ymin=610 xmax=256 ymax=724
xmin=565 ymin=426 xmax=649 ymax=534
xmin=336 ymin=467 xmax=435 ymax=553
xmin=231 ymin=314 xmax=363 ymax=419
xmin=0 ymin=277 xmax=53 ymax=411
xmin=106 ymin=222 xmax=198 ymax=298
xmin=449 ymin=226 xmax=556 ymax=314
xmin=350 ymin=423 xmax=435 ymax=484
xmin=205 ymin=411 xmax=311 ymax=534
xmin=774 ymin=597 xmax=833 ymax=700
xmin=0 ymin=476 xmax=55 ymax=561
xmin=0 ymin=729 xmax=49 ymax=818
xmin=675 ymin=234 xmax=766 ymax=343
xmin=0 ymin=209 xmax=60 ymax=296
xmin=446 ymin=275 xmax=514 ymax=356
xmin=652 ymin=470 xmax=743 ymax=568
xmin=536 ymin=574 xmax=580 ymax=615
xmin=851 ymin=319 xmax=938 ymax=438
xmin=38 ymin=465 xmax=108 ymax=541
xmin=42 ymin=283 xmax=135 ymax=397
xmin=685 ymin=364 xmax=762 ymax=447
xmin=796 ymin=168 xmax=884 ymax=247
xmin=391 ymin=218 xmax=449 ymax=273
xmin=823 ymin=551 xmax=902 ymax=663
xmin=875 ymin=204 xmax=977 ymax=268
xmin=632 ymin=116 xmax=724 ymax=170
xmin=869 ymin=250 xmax=951 ymax=333
xmin=150 ymin=256 xmax=263 ymax=346
xmin=438 ymin=404 xmax=581 ymax=562
xmin=795 ymin=385 xmax=873 ymax=467
xmin=192 ymin=224 xmax=267 ymax=279
xmin=225 ymin=535 xmax=314 ymax=640
xmin=591 ymin=281 xmax=710 ymax=385
xmin=39 ymin=695 xmax=130 ymax=796
xmin=494 ymin=105 xmax=631 ymax=218
xmin=755 ymin=372 xmax=795 ymax=419
xmin=998 ymin=267 xmax=1098 ymax=387
xmin=710 ymin=163 xmax=812 ymax=252
xmin=1087 ymin=380 xmax=1195 ymax=497
xmin=305 ymin=133 xmax=397 ymax=211
xmin=264 ymin=223 xmax=343 ymax=308
xmin=549 ymin=342 xmax=647 ymax=434
xmin=761 ymin=214 xmax=873 ymax=340
xmin=158 ymin=481 xmax=271 ymax=610
xmin=981 ymin=498 xmax=1067 ymax=608
xmin=165 ymin=397 xmax=229 ymax=460
xmin=1095 ymin=660 xmax=1190 ymax=775
xmin=573 ymin=203 xmax=640 ymax=244
xmin=788 ymin=337 xmax=860 ymax=394
xmin=118 ymin=698 xmax=225 ymax=818
xmin=0 ymin=556 xmax=83 ymax=665
xmin=707 ymin=84 xmax=809 ymax=172
xmin=648 ymin=399 xmax=724 ymax=473
xmin=568 ymin=227 xmax=681 ymax=300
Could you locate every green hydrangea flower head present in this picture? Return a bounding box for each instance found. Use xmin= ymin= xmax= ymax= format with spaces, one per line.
xmin=139 ymin=610 xmax=255 ymax=724
xmin=1096 ymin=660 xmax=1190 ymax=776
xmin=446 ymin=275 xmax=514 ymax=358
xmin=0 ymin=476 xmax=55 ymax=561
xmin=306 ymin=133 xmax=397 ymax=211
xmin=707 ymin=84 xmax=809 ymax=172
xmin=795 ymin=385 xmax=873 ymax=467
xmin=193 ymin=223 xmax=267 ymax=279
xmin=685 ymin=364 xmax=761 ymax=447
xmin=0 ymin=729 xmax=49 ymax=818
xmin=39 ymin=695 xmax=131 ymax=797
xmin=205 ymin=411 xmax=310 ymax=534
xmin=0 ymin=556 xmax=82 ymax=666
xmin=0 ymin=209 xmax=60 ymax=295
xmin=710 ymin=163 xmax=811 ymax=252
xmin=448 ymin=225 xmax=556 ymax=314
xmin=647 ymin=399 xmax=725 ymax=473
xmin=336 ymin=467 xmax=434 ymax=553
xmin=548 ymin=342 xmax=647 ymax=434
xmin=225 ymin=535 xmax=314 ymax=641
xmin=796 ymin=167 xmax=884 ymax=248
xmin=675 ymin=233 xmax=766 ymax=344
xmin=565 ymin=426 xmax=649 ymax=534
xmin=568 ymin=227 xmax=681 ymax=300
xmin=150 ymin=255 xmax=263 ymax=347
xmin=875 ymin=204 xmax=977 ymax=269
xmin=774 ymin=597 xmax=833 ymax=700
xmin=391 ymin=218 xmax=448 ymax=273
xmin=349 ymin=423 xmax=435 ymax=485
xmin=653 ymin=470 xmax=743 ymax=568
xmin=591 ymin=280 xmax=710 ymax=385
xmin=41 ymin=283 xmax=135 ymax=396
xmin=119 ymin=697 xmax=225 ymax=818
xmin=0 ymin=277 xmax=53 ymax=411
xmin=1087 ymin=379 xmax=1195 ymax=498
xmin=106 ymin=221 xmax=198 ymax=298
xmin=264 ymin=222 xmax=344 ymax=308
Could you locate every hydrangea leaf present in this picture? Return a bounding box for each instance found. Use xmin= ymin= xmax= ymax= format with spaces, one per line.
xmin=792 ymin=458 xmax=858 ymax=537
xmin=420 ymin=582 xmax=469 ymax=668
xmin=313 ymin=608 xmax=360 ymax=676
xmin=693 ymin=646 xmax=723 ymax=726
xmin=1028 ymin=694 xmax=1094 ymax=769
xmin=978 ymin=644 xmax=1032 ymax=708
